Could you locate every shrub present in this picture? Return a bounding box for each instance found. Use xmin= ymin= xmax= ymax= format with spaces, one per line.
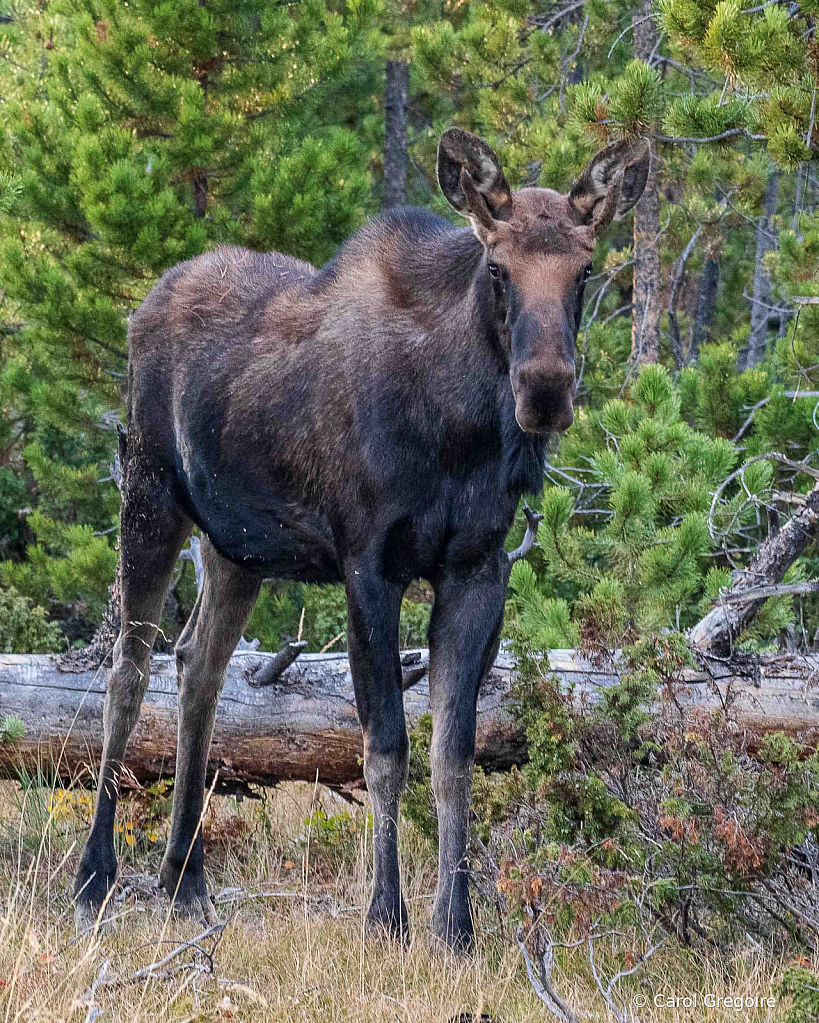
xmin=0 ymin=585 xmax=63 ymax=653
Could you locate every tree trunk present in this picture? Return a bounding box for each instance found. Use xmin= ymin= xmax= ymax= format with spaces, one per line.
xmin=382 ymin=59 xmax=409 ymax=210
xmin=630 ymin=0 xmax=662 ymax=365
xmin=2 ymin=647 xmax=819 ymax=793
xmin=690 ymin=482 xmax=819 ymax=656
xmin=739 ymin=167 xmax=779 ymax=371
xmin=690 ymin=253 xmax=719 ymax=363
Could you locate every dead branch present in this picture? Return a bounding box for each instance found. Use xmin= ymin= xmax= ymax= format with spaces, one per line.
xmin=178 ymin=536 xmax=204 ymax=595
xmin=515 ymin=925 xmax=580 ymax=1023
xmin=719 ymin=580 xmax=819 ymax=604
xmin=693 ymin=481 xmax=819 ymax=655
xmin=247 ymin=640 xmax=307 ymax=688
xmin=92 ymin=921 xmax=226 ymax=990
xmin=508 ymin=502 xmax=544 ymax=565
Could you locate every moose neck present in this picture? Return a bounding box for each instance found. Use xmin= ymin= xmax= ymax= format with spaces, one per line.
xmin=310 ymin=207 xmax=548 ymax=500
xmin=398 ymin=216 xmax=547 ymax=499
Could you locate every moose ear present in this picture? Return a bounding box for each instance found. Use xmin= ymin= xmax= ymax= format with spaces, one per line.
xmin=569 ymin=141 xmax=650 ymax=233
xmin=437 ymin=128 xmax=514 ymax=229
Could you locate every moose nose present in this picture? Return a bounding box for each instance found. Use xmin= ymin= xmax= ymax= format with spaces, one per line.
xmin=512 ymin=360 xmax=575 ymax=434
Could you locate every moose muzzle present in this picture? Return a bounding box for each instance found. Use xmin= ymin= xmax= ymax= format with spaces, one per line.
xmin=511 ymin=359 xmax=575 ymax=434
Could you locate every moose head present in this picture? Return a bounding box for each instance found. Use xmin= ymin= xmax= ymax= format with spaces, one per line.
xmin=437 ymin=128 xmax=650 ymax=434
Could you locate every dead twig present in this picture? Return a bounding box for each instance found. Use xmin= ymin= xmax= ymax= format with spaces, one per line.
xmin=246 ymin=640 xmax=308 ymax=688
xmin=508 ymin=502 xmax=544 ymax=565
xmin=86 ymin=921 xmax=227 ymax=992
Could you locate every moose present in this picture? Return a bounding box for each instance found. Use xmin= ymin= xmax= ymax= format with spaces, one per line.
xmin=74 ymin=128 xmax=649 ymax=950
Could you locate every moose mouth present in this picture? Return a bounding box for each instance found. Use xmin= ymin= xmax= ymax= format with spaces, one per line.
xmin=514 ymin=389 xmax=574 ymax=435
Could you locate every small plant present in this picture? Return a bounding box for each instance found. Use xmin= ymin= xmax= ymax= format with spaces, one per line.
xmin=0 ymin=715 xmax=24 ymax=745
xmin=303 ymin=805 xmax=368 ymax=856
xmin=778 ymin=965 xmax=819 ymax=1023
xmin=116 ymin=778 xmax=174 ymax=856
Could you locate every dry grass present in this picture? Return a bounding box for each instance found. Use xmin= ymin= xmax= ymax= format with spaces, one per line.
xmin=0 ymin=779 xmax=801 ymax=1022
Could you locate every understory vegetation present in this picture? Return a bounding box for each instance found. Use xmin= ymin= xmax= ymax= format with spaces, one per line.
xmin=0 ymin=778 xmax=800 ymax=1022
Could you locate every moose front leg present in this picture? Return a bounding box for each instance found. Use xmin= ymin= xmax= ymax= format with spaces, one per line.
xmin=428 ymin=550 xmax=507 ymax=952
xmin=344 ymin=559 xmax=408 ymax=940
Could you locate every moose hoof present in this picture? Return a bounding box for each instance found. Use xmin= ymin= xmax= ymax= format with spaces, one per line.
xmin=159 ymin=860 xmax=218 ymax=925
xmin=366 ymin=895 xmax=409 ymax=943
xmin=74 ymin=897 xmax=118 ymax=936
xmin=74 ymin=850 xmax=118 ymax=934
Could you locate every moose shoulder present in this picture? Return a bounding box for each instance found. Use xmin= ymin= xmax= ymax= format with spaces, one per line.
xmin=74 ymin=130 xmax=649 ymax=950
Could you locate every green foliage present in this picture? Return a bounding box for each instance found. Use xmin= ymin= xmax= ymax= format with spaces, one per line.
xmin=303 ymin=805 xmax=368 ymax=861
xmin=244 ymin=581 xmax=431 ymax=653
xmin=778 ymin=966 xmax=819 ymax=1023
xmin=0 ymin=585 xmax=63 ymax=653
xmin=1 ymin=511 xmax=118 ymax=620
xmin=509 ymin=365 xmax=749 ymax=645
xmin=679 ymin=341 xmax=770 ymax=439
xmin=660 ymin=0 xmax=814 ymax=165
xmin=248 ymin=129 xmax=371 ymax=264
xmin=0 ymin=468 xmax=27 ymax=558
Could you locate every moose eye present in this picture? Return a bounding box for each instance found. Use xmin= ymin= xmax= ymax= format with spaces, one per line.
xmin=488 ymin=262 xmax=500 ymax=280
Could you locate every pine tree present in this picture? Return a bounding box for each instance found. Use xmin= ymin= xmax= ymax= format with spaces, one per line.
xmin=660 ymin=0 xmax=819 ymax=371
xmin=0 ymin=0 xmax=380 ymax=640
xmin=506 ymin=364 xmax=796 ymax=652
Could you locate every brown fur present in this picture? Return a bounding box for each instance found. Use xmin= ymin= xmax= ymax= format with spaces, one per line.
xmin=74 ymin=130 xmax=649 ymax=950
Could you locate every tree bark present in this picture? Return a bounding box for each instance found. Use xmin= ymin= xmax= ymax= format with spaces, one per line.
xmin=690 ymin=482 xmax=819 ymax=656
xmin=382 ymin=59 xmax=409 ymax=210
xmin=2 ymin=647 xmax=819 ymax=793
xmin=690 ymin=253 xmax=719 ymax=363
xmin=630 ymin=0 xmax=662 ymax=365
xmin=739 ymin=167 xmax=779 ymax=371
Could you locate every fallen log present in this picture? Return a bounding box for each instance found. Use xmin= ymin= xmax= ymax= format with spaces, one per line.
xmin=2 ymin=649 xmax=819 ymax=792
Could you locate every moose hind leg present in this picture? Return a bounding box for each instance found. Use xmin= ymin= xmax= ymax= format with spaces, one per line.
xmin=74 ymin=495 xmax=191 ymax=931
xmin=160 ymin=538 xmax=261 ymax=922
xmin=428 ymin=551 xmax=507 ymax=951
xmin=344 ymin=559 xmax=409 ymax=940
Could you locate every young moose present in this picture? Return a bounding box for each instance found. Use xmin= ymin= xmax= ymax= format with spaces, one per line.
xmin=74 ymin=129 xmax=648 ymax=949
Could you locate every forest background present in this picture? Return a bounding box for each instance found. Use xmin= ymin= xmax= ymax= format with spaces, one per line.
xmin=0 ymin=0 xmax=817 ymax=662
xmin=2 ymin=2 xmax=819 ymax=1017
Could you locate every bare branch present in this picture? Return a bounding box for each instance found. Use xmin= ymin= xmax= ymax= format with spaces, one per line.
xmin=508 ymin=502 xmax=544 ymax=564
xmin=694 ymin=480 xmax=819 ymax=654
xmin=246 ymin=640 xmax=308 ymax=688
xmin=731 ymin=397 xmax=770 ymax=444
xmin=653 ymin=128 xmax=766 ymax=144
xmin=719 ymin=580 xmax=819 ymax=604
xmin=178 ymin=536 xmax=205 ymax=595
xmin=667 ymin=225 xmax=704 ymax=367
xmin=515 ymin=926 xmax=580 ymax=1023
xmin=608 ymin=15 xmax=652 ymax=58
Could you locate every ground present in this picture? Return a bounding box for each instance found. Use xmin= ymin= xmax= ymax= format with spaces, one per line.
xmin=0 ymin=780 xmax=794 ymax=1022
